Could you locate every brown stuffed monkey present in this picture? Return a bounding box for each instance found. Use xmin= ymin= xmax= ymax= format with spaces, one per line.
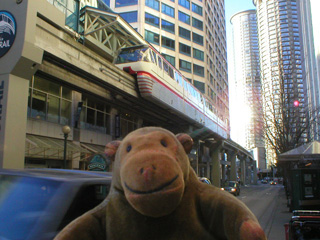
xmin=54 ymin=127 xmax=266 ymax=240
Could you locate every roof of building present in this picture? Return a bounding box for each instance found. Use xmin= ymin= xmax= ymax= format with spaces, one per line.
xmin=278 ymin=141 xmax=320 ymax=162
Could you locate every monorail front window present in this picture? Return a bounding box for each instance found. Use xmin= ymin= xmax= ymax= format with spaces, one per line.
xmin=115 ymin=47 xmax=151 ymax=64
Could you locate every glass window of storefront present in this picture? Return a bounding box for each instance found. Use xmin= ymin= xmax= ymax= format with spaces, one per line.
xmin=80 ymin=94 xmax=111 ymax=133
xmin=28 ymin=75 xmax=72 ymax=125
xmin=120 ymin=113 xmax=137 ymax=137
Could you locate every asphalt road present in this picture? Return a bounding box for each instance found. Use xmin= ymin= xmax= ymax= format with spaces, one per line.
xmin=236 ymin=182 xmax=292 ymax=240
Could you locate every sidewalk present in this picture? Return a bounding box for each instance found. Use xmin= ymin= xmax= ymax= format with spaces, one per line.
xmin=267 ymin=186 xmax=292 ymax=240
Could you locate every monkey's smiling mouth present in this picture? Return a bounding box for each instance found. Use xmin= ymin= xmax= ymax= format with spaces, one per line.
xmin=125 ymin=175 xmax=179 ymax=194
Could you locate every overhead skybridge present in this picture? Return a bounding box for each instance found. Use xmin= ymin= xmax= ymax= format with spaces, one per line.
xmin=80 ymin=6 xmax=147 ymax=61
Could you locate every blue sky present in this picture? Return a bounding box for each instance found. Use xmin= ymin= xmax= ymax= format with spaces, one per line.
xmin=225 ymin=0 xmax=256 ymax=144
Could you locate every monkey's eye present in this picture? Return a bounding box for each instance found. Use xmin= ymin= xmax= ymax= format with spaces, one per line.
xmin=161 ymin=139 xmax=167 ymax=147
xmin=126 ymin=145 xmax=132 ymax=152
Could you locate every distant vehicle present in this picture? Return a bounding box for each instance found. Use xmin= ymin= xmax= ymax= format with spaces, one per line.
xmin=221 ymin=181 xmax=240 ymax=196
xmin=270 ymin=181 xmax=277 ymax=185
xmin=261 ymin=179 xmax=268 ymax=184
xmin=0 ymin=168 xmax=112 ymax=240
xmin=199 ymin=177 xmax=211 ymax=185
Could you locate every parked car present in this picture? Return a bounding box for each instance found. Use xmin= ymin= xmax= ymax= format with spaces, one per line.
xmin=0 ymin=168 xmax=112 ymax=240
xmin=199 ymin=177 xmax=211 ymax=185
xmin=221 ymin=181 xmax=240 ymax=196
xmin=270 ymin=181 xmax=277 ymax=185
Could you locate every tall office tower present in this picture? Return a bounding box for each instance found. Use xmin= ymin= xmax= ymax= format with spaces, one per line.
xmin=230 ymin=10 xmax=266 ymax=170
xmin=105 ymin=0 xmax=229 ymax=131
xmin=298 ymin=0 xmax=320 ymax=141
xmin=253 ymin=0 xmax=308 ymax=166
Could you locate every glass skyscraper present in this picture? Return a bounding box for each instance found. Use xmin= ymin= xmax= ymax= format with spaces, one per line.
xmin=253 ymin=0 xmax=308 ymax=165
xmin=230 ymin=10 xmax=266 ymax=170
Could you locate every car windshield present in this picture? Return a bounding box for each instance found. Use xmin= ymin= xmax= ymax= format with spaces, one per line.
xmin=0 ymin=175 xmax=61 ymax=240
xmin=115 ymin=47 xmax=150 ymax=64
xmin=228 ymin=182 xmax=236 ymax=187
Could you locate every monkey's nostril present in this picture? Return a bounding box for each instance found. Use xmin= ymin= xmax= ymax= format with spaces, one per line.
xmin=152 ymin=165 xmax=156 ymax=170
xmin=140 ymin=168 xmax=144 ymax=174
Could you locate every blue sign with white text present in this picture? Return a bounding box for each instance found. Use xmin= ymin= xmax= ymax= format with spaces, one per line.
xmin=0 ymin=11 xmax=16 ymax=58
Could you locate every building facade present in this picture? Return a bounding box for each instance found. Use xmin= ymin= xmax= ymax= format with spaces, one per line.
xmin=230 ymin=10 xmax=266 ymax=170
xmin=298 ymin=0 xmax=320 ymax=141
xmin=105 ymin=0 xmax=230 ymax=129
xmin=253 ymin=0 xmax=308 ymax=166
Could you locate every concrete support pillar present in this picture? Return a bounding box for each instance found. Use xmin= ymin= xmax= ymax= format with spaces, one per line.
xmin=228 ymin=151 xmax=237 ymax=181
xmin=0 ymin=75 xmax=29 ymax=169
xmin=240 ymin=159 xmax=246 ymax=185
xmin=211 ymin=146 xmax=222 ymax=187
xmin=221 ymin=164 xmax=226 ymax=183
xmin=1 ymin=1 xmax=43 ymax=168
xmin=253 ymin=160 xmax=258 ymax=184
xmin=248 ymin=166 xmax=253 ymax=184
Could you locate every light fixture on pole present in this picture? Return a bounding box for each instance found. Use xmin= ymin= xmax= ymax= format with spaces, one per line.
xmin=62 ymin=125 xmax=71 ymax=169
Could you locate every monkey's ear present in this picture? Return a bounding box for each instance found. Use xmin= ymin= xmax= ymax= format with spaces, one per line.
xmin=176 ymin=133 xmax=193 ymax=154
xmin=104 ymin=141 xmax=121 ymax=162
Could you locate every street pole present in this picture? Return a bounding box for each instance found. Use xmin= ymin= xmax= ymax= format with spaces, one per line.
xmin=63 ymin=133 xmax=68 ymax=169
xmin=62 ymin=125 xmax=71 ymax=169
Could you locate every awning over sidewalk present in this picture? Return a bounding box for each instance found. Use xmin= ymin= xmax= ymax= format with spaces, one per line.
xmin=81 ymin=143 xmax=105 ymax=154
xmin=279 ymin=141 xmax=320 ymax=162
xmin=25 ymin=134 xmax=91 ymax=161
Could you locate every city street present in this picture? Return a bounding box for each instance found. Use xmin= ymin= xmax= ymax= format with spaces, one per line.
xmin=237 ymin=182 xmax=292 ymax=240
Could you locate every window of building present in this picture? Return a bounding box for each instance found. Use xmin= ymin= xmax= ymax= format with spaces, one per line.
xmin=193 ymin=64 xmax=204 ymax=76
xmin=192 ymin=3 xmax=202 ymax=16
xmin=193 ymin=32 xmax=203 ymax=45
xmin=115 ymin=0 xmax=138 ymax=7
xmin=179 ymin=27 xmax=191 ymax=40
xmin=162 ymin=3 xmax=175 ymax=17
xmin=179 ymin=43 xmax=191 ymax=56
xmin=119 ymin=11 xmax=137 ymax=23
xmin=194 ymin=80 xmax=205 ymax=93
xmin=162 ymin=36 xmax=175 ymax=50
xmin=119 ymin=112 xmax=137 ymax=137
xmin=178 ymin=11 xmax=190 ymax=25
xmin=48 ymin=0 xmax=79 ymax=31
xmin=193 ymin=48 xmax=204 ymax=61
xmin=145 ymin=13 xmax=160 ymax=27
xmin=162 ymin=19 xmax=175 ymax=33
xmin=145 ymin=30 xmax=160 ymax=45
xmin=101 ymin=0 xmax=110 ymax=6
xmin=178 ymin=0 xmax=190 ymax=9
xmin=192 ymin=17 xmax=203 ymax=30
xmin=80 ymin=94 xmax=111 ymax=132
xmin=179 ymin=59 xmax=191 ymax=72
xmin=28 ymin=75 xmax=72 ymax=125
xmin=145 ymin=0 xmax=159 ymax=11
xmin=162 ymin=53 xmax=175 ymax=67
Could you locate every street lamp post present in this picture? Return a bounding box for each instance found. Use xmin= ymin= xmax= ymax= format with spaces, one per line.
xmin=62 ymin=125 xmax=71 ymax=169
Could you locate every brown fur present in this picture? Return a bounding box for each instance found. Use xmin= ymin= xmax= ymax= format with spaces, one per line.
xmin=54 ymin=127 xmax=266 ymax=240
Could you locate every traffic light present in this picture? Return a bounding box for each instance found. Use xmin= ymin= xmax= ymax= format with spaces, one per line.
xmin=293 ymin=100 xmax=300 ymax=107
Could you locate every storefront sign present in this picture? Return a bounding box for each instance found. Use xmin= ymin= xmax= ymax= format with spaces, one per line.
xmin=0 ymin=11 xmax=16 ymax=58
xmin=88 ymin=154 xmax=107 ymax=171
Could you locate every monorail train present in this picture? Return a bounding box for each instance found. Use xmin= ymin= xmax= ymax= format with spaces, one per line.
xmin=114 ymin=44 xmax=228 ymax=139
